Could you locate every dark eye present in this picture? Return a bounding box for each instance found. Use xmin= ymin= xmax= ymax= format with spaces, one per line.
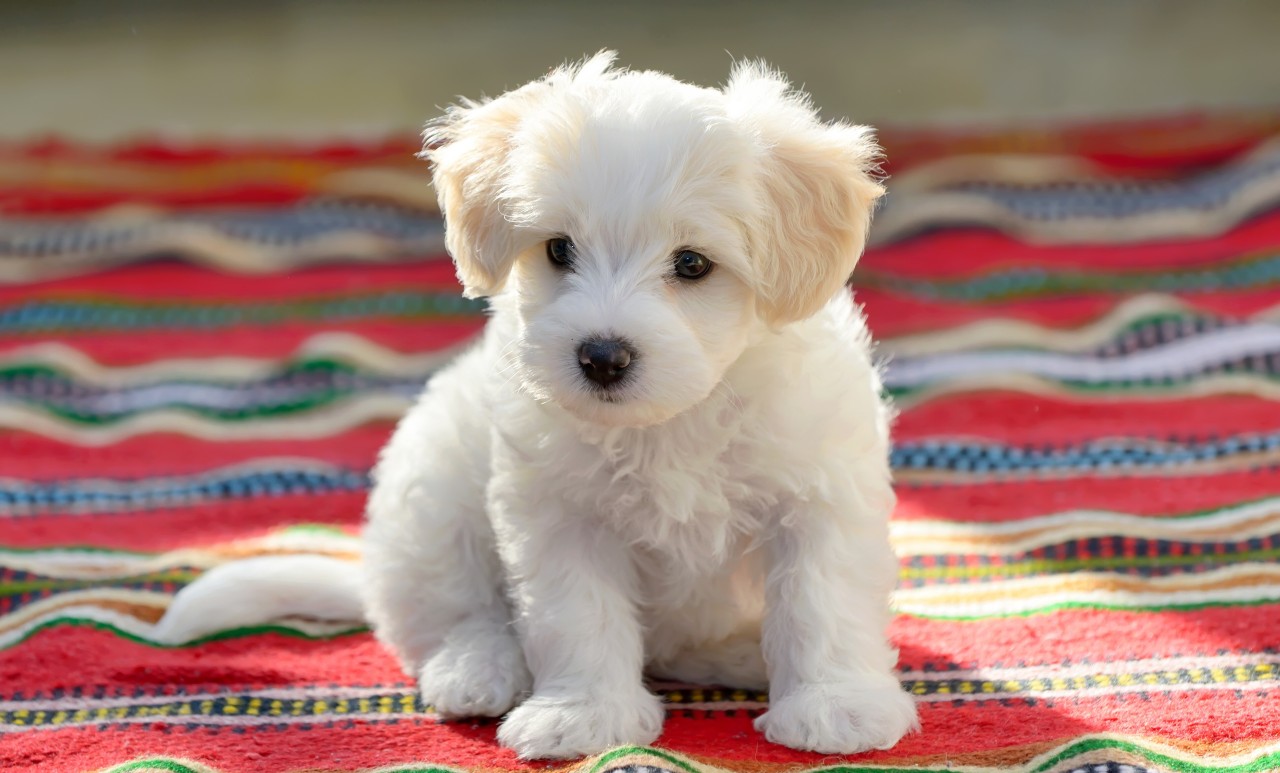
xmin=546 ymin=237 xmax=574 ymax=269
xmin=673 ymin=250 xmax=713 ymax=280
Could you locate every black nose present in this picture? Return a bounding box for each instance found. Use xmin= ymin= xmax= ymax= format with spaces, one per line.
xmin=578 ymin=339 xmax=634 ymax=387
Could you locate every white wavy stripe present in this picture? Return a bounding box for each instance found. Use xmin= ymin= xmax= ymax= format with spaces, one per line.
xmin=0 ymin=591 xmax=354 ymax=650
xmin=8 ymin=134 xmax=1278 ymax=218
xmin=0 ymin=302 xmax=1257 ymax=391
xmin=1 ymin=588 xmax=166 ymax=624
xmin=318 ymin=168 xmax=441 ymax=211
xmin=30 ymin=294 xmax=1230 ymax=388
xmin=887 ymin=154 xmax=1110 ymax=192
xmin=891 ymin=497 xmax=1280 ymax=554
xmin=36 ymin=373 xmax=412 ymax=414
xmin=886 ymin=136 xmax=1280 ymax=193
xmin=1 ymin=338 xmax=1273 ymax=438
xmin=870 ymin=160 xmax=1280 ymax=246
xmin=0 ymin=531 xmax=360 ymax=578
xmin=891 ymin=370 xmax=1280 ymax=412
xmin=0 ymin=162 xmax=439 ymax=212
xmin=884 ymin=322 xmax=1280 ymax=388
xmin=0 ymin=227 xmax=444 ymax=283
xmin=897 ymin=583 xmax=1280 ymax=618
xmin=893 ymin=564 xmax=1280 ymax=617
xmin=24 ymin=135 xmax=1275 ymax=207
xmin=878 ymin=293 xmax=1280 ymax=357
xmin=0 ymin=393 xmax=411 ymax=445
xmin=2 ymin=606 xmax=170 ymax=650
xmin=0 ymin=334 xmax=465 ymax=387
xmin=61 ymin=381 xmax=382 ymax=413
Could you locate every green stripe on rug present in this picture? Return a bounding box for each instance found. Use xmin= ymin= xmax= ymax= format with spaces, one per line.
xmin=860 ymin=251 xmax=1280 ymax=303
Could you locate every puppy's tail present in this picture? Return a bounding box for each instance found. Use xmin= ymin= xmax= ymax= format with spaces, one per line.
xmin=152 ymin=555 xmax=364 ymax=645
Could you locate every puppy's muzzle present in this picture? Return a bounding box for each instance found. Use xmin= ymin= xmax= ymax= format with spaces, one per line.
xmin=577 ymin=338 xmax=635 ymax=388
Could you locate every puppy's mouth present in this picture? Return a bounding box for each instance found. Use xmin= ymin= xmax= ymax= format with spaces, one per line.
xmin=589 ymin=388 xmax=625 ymax=404
xmin=577 ymin=374 xmax=635 ymax=404
xmin=559 ymin=375 xmax=670 ymax=427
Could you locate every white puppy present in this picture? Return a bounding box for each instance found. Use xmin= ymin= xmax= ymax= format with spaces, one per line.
xmin=157 ymin=52 xmax=918 ymax=759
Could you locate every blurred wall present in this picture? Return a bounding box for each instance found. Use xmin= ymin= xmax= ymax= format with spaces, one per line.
xmin=2 ymin=0 xmax=1279 ymax=139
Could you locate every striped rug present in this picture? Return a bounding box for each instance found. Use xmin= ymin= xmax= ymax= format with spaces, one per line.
xmin=2 ymin=110 xmax=1280 ymax=773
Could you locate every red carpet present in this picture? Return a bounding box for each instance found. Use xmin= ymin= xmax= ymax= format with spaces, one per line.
xmin=2 ymin=111 xmax=1280 ymax=773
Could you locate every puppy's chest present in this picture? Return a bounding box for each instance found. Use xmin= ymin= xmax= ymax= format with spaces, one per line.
xmin=582 ymin=427 xmax=775 ymax=563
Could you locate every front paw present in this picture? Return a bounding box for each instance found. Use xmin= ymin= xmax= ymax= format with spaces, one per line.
xmin=497 ymin=689 xmax=664 ymax=760
xmin=754 ymin=679 xmax=918 ymax=754
xmin=419 ymin=626 xmax=531 ymax=718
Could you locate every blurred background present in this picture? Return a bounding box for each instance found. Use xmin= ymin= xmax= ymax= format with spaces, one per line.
xmin=4 ymin=0 xmax=1280 ymax=139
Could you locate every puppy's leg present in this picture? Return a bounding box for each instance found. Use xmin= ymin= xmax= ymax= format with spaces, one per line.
xmin=753 ymin=476 xmax=918 ymax=753
xmin=490 ymin=468 xmax=663 ymax=758
xmin=363 ymin=480 xmax=529 ymax=719
xmin=362 ymin=367 xmax=530 ymax=718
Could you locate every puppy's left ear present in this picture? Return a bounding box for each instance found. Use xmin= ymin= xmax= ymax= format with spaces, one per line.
xmin=724 ymin=63 xmax=885 ymax=325
xmin=422 ymin=80 xmax=550 ymax=298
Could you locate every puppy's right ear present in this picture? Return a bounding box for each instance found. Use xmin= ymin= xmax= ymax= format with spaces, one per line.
xmin=422 ymin=82 xmax=549 ymax=298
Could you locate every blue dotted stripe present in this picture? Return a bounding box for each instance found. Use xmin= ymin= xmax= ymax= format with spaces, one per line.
xmin=884 ymin=152 xmax=1280 ymax=220
xmin=0 ymin=291 xmax=485 ymax=333
xmin=7 ymin=433 xmax=1280 ymax=514
xmin=0 ymin=468 xmax=370 ymax=513
xmin=0 ymin=202 xmax=444 ymax=257
xmin=1090 ymin=315 xmax=1231 ymax=358
xmin=891 ymin=432 xmax=1280 ymax=474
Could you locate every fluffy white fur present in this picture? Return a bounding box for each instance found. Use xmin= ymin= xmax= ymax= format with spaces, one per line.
xmin=157 ymin=52 xmax=918 ymax=759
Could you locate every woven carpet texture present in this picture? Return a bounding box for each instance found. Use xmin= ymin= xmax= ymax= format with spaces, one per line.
xmin=1 ymin=112 xmax=1279 ymax=772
